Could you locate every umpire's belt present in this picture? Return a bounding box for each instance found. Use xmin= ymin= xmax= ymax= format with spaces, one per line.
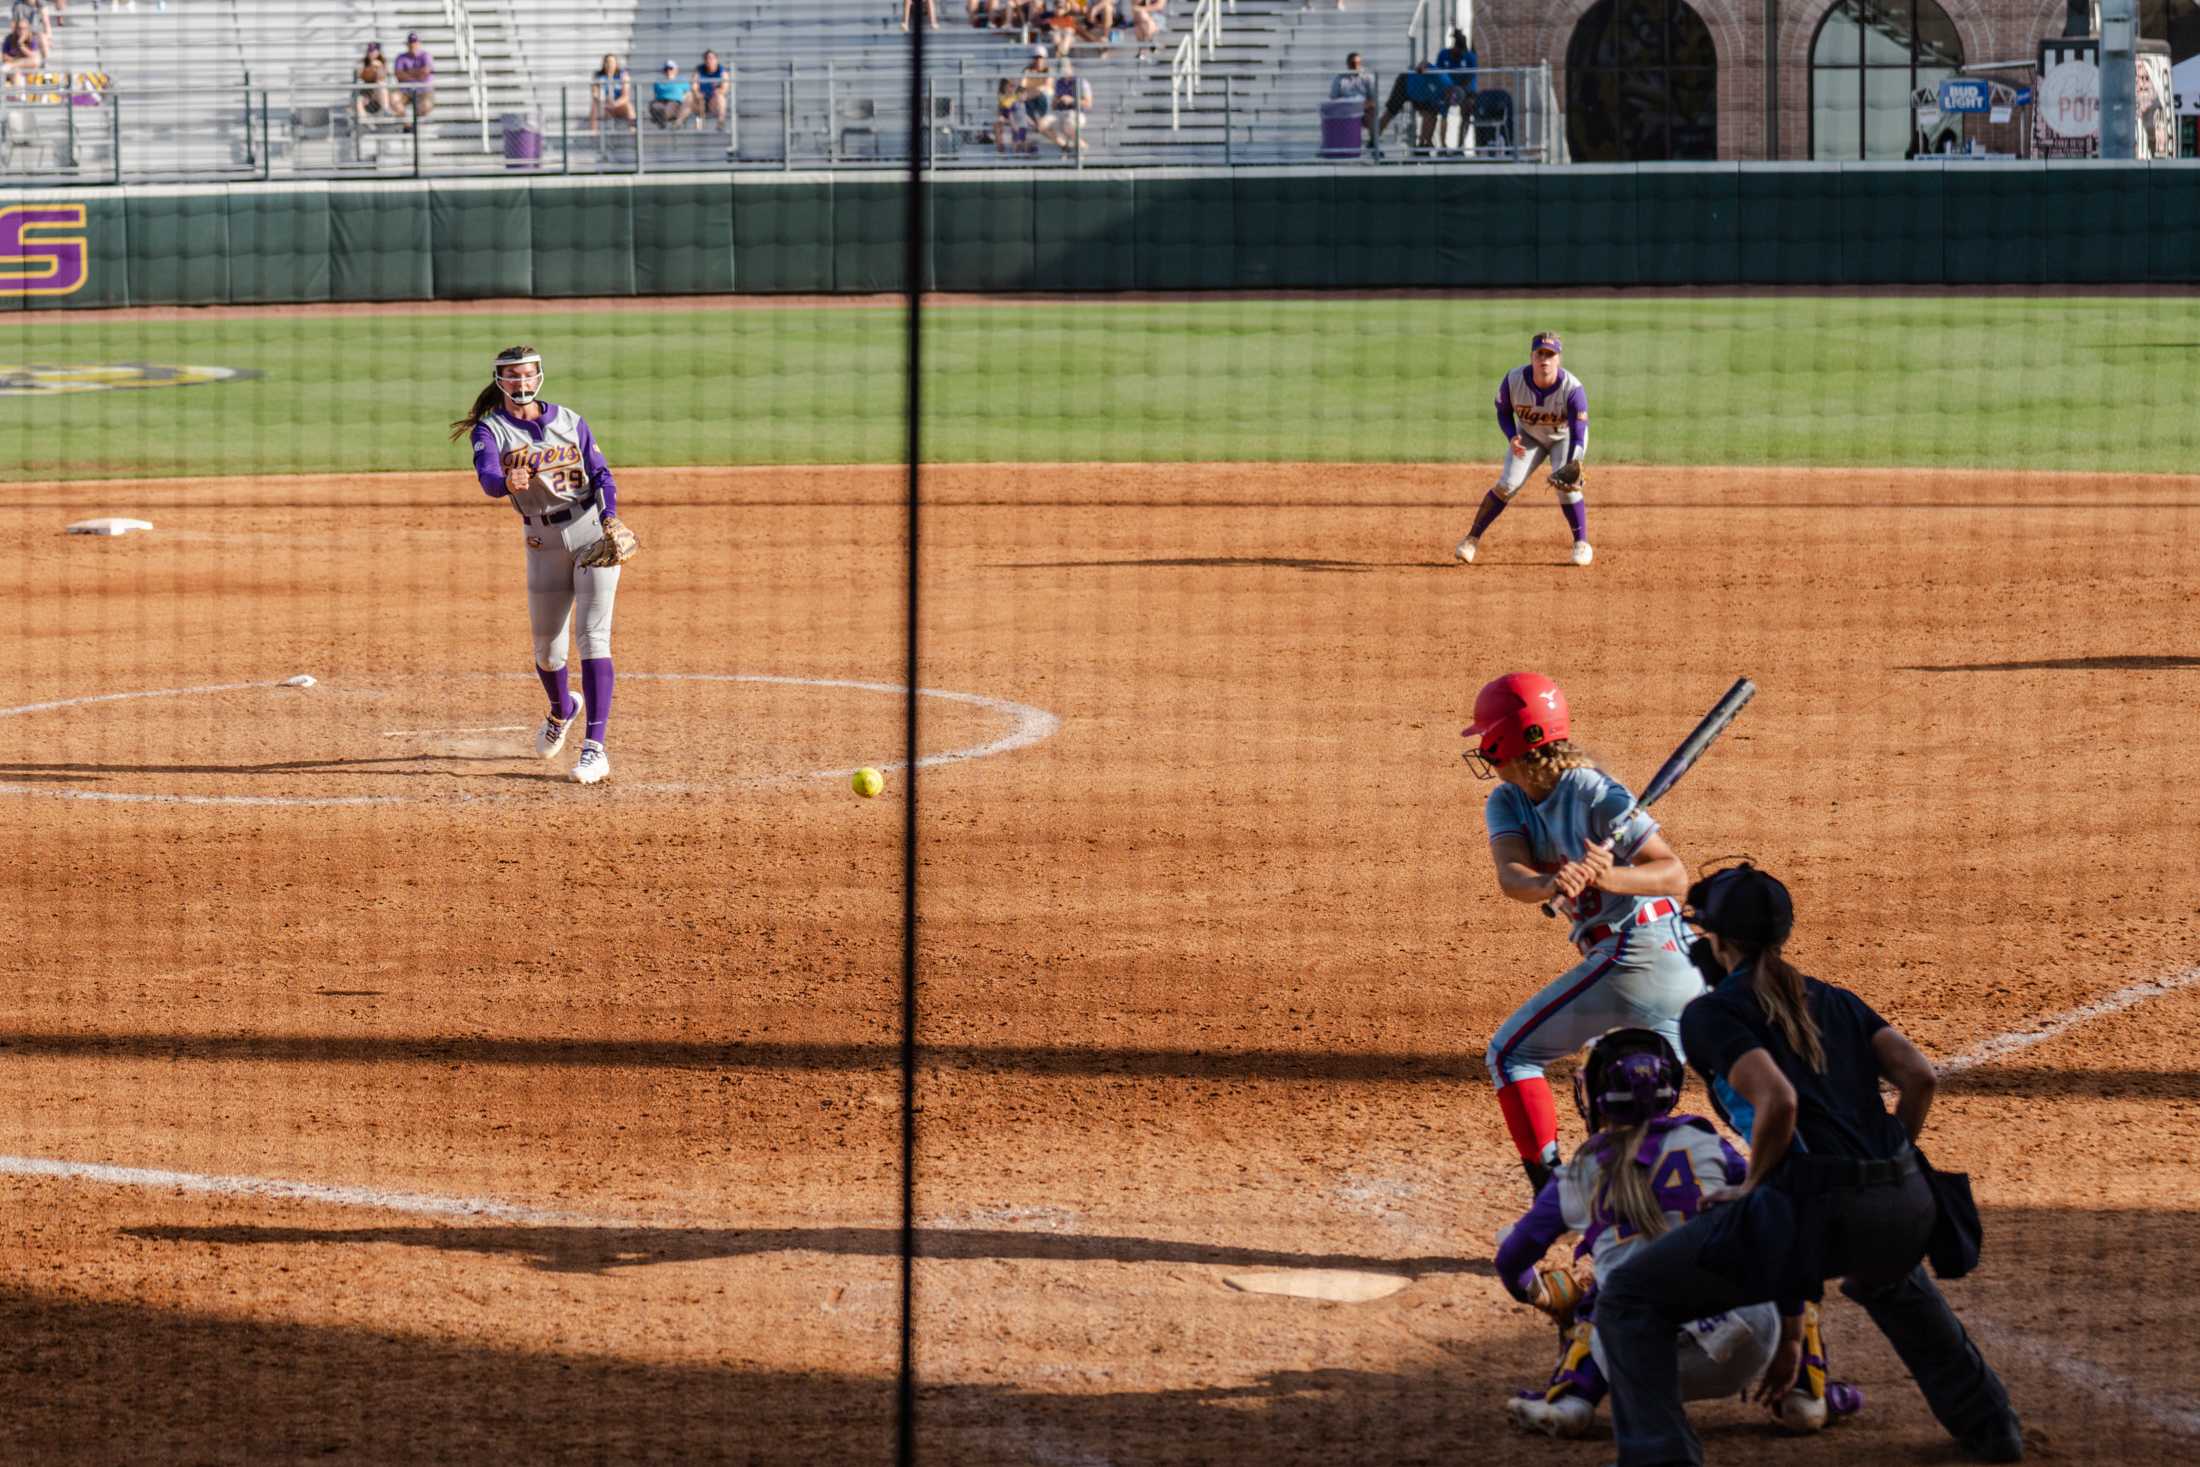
xmin=522 ymin=493 xmax=596 ymax=526
xmin=1582 ymin=897 xmax=1677 ymax=948
xmin=1782 ymin=1145 xmax=1920 ymax=1193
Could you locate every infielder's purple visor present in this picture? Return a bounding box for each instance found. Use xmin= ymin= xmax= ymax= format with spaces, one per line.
xmin=1531 ymin=333 xmax=1562 ymax=355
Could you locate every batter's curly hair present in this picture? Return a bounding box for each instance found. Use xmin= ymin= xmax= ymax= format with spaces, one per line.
xmin=447 ymin=344 xmax=539 ymax=443
xmin=1505 ymin=739 xmax=1598 ymax=799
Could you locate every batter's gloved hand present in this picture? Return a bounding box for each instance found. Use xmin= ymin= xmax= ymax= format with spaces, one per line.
xmin=1549 ymin=460 xmax=1584 ymax=490
xmin=503 ymin=450 xmax=533 ymax=495
xmin=575 ymin=513 xmax=639 ymax=569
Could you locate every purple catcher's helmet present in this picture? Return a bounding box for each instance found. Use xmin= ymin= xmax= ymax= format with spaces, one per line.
xmin=1572 ymin=1027 xmax=1684 ymax=1131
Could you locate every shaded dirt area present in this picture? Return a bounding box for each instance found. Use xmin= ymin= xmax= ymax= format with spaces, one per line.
xmin=2 ymin=463 xmax=2196 ymax=1463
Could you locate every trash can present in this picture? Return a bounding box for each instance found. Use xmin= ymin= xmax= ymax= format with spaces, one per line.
xmin=1319 ymin=98 xmax=1365 ymax=159
xmin=502 ymin=112 xmax=543 ymax=169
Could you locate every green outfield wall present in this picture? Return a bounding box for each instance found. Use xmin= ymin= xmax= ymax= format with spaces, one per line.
xmin=6 ymin=162 xmax=2199 ymax=307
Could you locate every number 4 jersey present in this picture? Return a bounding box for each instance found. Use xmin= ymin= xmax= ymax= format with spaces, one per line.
xmin=470 ymin=403 xmax=620 ymax=521
xmin=1559 ymin=1115 xmax=1745 ymax=1285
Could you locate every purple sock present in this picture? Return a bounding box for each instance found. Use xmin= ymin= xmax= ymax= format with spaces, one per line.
xmin=537 ymin=663 xmax=574 ymax=719
xmin=580 ymin=657 xmax=613 ymax=744
xmin=1561 ymin=496 xmax=1588 ymax=543
xmin=1468 ymin=491 xmax=1508 ymax=539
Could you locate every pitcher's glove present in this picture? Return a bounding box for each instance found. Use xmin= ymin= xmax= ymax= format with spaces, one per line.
xmin=575 ymin=514 xmax=639 ymax=569
xmin=1549 ymin=460 xmax=1584 ymax=490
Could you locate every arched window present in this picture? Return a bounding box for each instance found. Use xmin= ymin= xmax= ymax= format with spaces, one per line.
xmin=1565 ymin=0 xmax=1718 ymax=162
xmin=1810 ymin=0 xmax=1963 ymax=159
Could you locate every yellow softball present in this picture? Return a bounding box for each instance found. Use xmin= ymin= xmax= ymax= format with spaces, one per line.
xmin=852 ymin=767 xmax=885 ymax=798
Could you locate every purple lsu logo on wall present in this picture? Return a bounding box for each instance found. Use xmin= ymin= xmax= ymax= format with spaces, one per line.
xmin=0 ymin=204 xmax=89 ymax=296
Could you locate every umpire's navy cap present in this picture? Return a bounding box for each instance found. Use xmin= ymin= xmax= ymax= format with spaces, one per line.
xmin=1685 ymin=863 xmax=1794 ymax=947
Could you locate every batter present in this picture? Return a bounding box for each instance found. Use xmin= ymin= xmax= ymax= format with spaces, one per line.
xmin=1456 ymin=331 xmax=1593 ymax=567
xmin=449 ymin=345 xmax=635 ymax=786
xmin=1465 ymin=671 xmax=1702 ymax=1197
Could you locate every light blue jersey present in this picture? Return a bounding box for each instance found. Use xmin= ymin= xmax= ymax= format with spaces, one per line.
xmin=1485 ymin=767 xmax=1669 ymax=950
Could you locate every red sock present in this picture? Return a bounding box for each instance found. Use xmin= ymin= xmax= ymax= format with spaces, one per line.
xmin=1496 ymin=1078 xmax=1560 ymax=1166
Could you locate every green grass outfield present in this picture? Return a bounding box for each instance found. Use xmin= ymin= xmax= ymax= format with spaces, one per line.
xmin=6 ymin=294 xmax=2194 ymax=480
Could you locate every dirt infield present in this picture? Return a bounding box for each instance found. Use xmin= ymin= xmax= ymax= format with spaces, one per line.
xmin=5 ymin=462 xmax=2197 ymax=1463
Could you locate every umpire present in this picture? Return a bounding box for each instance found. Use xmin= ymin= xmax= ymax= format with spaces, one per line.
xmin=1596 ymin=864 xmax=2025 ymax=1465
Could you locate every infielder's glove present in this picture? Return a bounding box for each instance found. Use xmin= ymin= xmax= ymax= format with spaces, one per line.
xmin=1549 ymin=460 xmax=1584 ymax=490
xmin=575 ymin=514 xmax=640 ymax=569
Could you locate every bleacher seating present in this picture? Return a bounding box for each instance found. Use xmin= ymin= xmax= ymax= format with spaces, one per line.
xmin=0 ymin=0 xmax=1436 ymax=178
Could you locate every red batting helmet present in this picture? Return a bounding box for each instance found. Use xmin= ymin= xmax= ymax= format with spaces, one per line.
xmin=1462 ymin=671 xmax=1569 ymax=778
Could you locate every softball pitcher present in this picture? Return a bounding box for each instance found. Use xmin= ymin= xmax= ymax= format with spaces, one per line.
xmin=1455 ymin=332 xmax=1592 ymax=568
xmin=449 ymin=345 xmax=640 ymax=786
xmin=1465 ymin=671 xmax=1701 ymax=1198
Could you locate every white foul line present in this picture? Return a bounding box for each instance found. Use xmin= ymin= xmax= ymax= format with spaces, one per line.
xmin=0 ymin=1153 xmax=619 ymax=1227
xmin=1936 ymin=966 xmax=2200 ymax=1074
xmin=1934 ymin=966 xmax=2200 ymax=1438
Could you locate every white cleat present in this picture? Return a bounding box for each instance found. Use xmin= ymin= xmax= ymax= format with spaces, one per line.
xmin=1455 ymin=535 xmax=1479 ymax=564
xmin=1775 ymin=1390 xmax=1829 ymax=1434
xmin=1571 ymin=540 xmax=1594 ymax=567
xmin=570 ymin=740 xmax=610 ymax=785
xmin=1507 ymin=1393 xmax=1594 ymax=1439
xmin=534 ymin=691 xmax=584 ymax=758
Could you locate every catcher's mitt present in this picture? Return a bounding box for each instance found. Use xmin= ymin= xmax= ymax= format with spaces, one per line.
xmin=576 ymin=513 xmax=640 ymax=569
xmin=1549 ymin=460 xmax=1585 ymax=490
xmin=1528 ymin=1262 xmax=1588 ymax=1321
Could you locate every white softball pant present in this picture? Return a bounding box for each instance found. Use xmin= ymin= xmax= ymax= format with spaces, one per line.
xmin=524 ymin=502 xmax=621 ymax=670
xmin=1485 ymin=920 xmax=1704 ymax=1088
xmin=1491 ymin=436 xmax=1581 ymax=501
xmin=1592 ymin=1302 xmax=1782 ymax=1401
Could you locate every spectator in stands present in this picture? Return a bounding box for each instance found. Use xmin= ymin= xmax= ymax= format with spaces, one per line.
xmin=649 ymin=60 xmax=691 ymax=128
xmin=8 ymin=0 xmax=49 ymax=59
xmin=1036 ymin=55 xmax=1091 ymax=152
xmin=901 ymin=0 xmax=937 ymax=31
xmin=993 ymin=75 xmax=1035 ymax=154
xmin=1434 ymin=26 xmax=1475 ymax=147
xmin=1130 ymin=0 xmax=1166 ymax=58
xmin=1331 ymin=52 xmax=1376 ymax=152
xmin=1377 ymin=59 xmax=1463 ymax=150
xmin=589 ymin=53 xmax=636 ymax=137
xmin=692 ymin=49 xmax=728 ymax=129
xmin=392 ymin=30 xmax=434 ymax=131
xmin=354 ymin=42 xmax=394 ymax=126
xmin=1 ymin=16 xmax=44 ymax=82
xmin=1074 ymin=0 xmax=1119 ymax=53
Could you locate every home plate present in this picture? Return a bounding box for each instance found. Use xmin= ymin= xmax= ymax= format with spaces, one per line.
xmin=66 ymin=517 xmax=154 ymax=536
xmin=1222 ymin=1270 xmax=1410 ymax=1302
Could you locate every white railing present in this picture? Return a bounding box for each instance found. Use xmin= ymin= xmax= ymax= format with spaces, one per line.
xmin=1169 ymin=0 xmax=1225 ymax=130
xmin=444 ymin=0 xmax=493 ymax=153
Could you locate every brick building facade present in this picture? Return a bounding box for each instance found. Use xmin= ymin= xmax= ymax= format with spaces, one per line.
xmin=1469 ymin=0 xmax=2191 ymax=160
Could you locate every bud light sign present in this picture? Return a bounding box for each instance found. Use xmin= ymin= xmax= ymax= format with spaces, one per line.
xmin=1938 ymin=79 xmax=1991 ymax=113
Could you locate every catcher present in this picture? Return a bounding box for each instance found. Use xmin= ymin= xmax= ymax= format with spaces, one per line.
xmin=1493 ymin=1028 xmax=1862 ymax=1440
xmin=1454 ymin=331 xmax=1593 ymax=568
xmin=449 ymin=344 xmax=639 ymax=786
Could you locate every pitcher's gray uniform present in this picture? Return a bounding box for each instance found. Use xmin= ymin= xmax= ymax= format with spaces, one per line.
xmin=471 ymin=402 xmax=622 ymax=677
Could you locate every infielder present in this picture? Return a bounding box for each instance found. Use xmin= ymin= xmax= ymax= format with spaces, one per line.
xmin=1465 ymin=672 xmax=1702 ymax=1198
xmin=1456 ymin=332 xmax=1593 ymax=567
xmin=449 ymin=345 xmax=640 ymax=786
xmin=1494 ymin=1027 xmax=1862 ymax=1440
